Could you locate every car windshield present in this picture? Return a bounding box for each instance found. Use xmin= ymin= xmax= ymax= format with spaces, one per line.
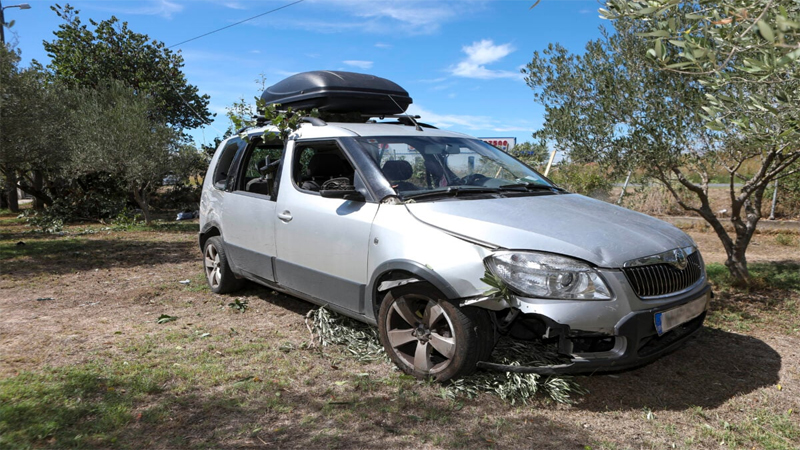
xmin=353 ymin=136 xmax=554 ymax=199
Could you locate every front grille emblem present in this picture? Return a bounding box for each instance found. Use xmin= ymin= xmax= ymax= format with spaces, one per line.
xmin=669 ymin=248 xmax=688 ymax=270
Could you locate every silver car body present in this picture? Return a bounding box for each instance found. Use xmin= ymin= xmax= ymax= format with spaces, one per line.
xmin=201 ymin=121 xmax=710 ymax=373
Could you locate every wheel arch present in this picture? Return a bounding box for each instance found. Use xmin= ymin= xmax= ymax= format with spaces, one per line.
xmin=199 ymin=222 xmax=222 ymax=252
xmin=367 ymin=260 xmax=460 ymax=319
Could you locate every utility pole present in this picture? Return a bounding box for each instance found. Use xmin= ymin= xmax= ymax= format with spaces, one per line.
xmin=0 ymin=1 xmax=31 ymax=212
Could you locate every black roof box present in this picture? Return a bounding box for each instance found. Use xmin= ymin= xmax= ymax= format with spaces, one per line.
xmin=260 ymin=71 xmax=412 ymax=115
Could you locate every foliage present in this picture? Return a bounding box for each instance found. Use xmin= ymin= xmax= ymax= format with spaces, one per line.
xmin=66 ymin=81 xmax=179 ymax=225
xmin=306 ymin=306 xmax=584 ymax=404
xmin=524 ymin=13 xmax=799 ymax=284
xmin=0 ymin=47 xmax=73 ymax=211
xmin=509 ymin=141 xmax=549 ymax=168
xmin=44 ymin=4 xmax=211 ymax=130
xmin=228 ymin=299 xmax=248 ymax=312
xmin=548 ymin=162 xmax=614 ymax=200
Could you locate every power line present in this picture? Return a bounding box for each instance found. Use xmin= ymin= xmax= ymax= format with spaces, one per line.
xmin=167 ymin=0 xmax=305 ymax=49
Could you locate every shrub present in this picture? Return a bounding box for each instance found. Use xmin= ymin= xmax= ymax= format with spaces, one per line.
xmin=548 ymin=162 xmax=613 ymax=200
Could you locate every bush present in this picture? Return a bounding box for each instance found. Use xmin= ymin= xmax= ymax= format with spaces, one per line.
xmin=548 ymin=162 xmax=613 ymax=200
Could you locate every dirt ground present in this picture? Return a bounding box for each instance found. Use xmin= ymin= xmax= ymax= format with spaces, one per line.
xmin=1 ymin=211 xmax=798 ymax=449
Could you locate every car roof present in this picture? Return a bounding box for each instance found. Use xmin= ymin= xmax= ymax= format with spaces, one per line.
xmin=246 ymin=121 xmax=474 ymax=140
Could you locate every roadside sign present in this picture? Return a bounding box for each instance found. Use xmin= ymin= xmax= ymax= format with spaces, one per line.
xmin=479 ymin=137 xmax=516 ymax=152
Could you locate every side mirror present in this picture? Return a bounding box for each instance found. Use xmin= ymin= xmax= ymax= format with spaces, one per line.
xmin=320 ymin=189 xmax=365 ymax=202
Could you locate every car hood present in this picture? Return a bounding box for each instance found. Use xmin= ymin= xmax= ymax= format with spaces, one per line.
xmin=404 ymin=194 xmax=694 ymax=268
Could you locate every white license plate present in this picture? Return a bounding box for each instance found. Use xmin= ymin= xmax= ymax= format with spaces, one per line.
xmin=654 ymin=294 xmax=709 ymax=336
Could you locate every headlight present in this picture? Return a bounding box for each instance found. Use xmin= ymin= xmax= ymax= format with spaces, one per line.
xmin=485 ymin=251 xmax=611 ymax=300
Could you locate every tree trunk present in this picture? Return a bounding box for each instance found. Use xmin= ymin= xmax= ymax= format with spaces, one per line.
xmin=32 ymin=170 xmax=45 ymax=210
xmin=132 ymin=183 xmax=151 ymax=225
xmin=4 ymin=173 xmax=19 ymax=213
xmin=725 ymin=248 xmax=750 ymax=285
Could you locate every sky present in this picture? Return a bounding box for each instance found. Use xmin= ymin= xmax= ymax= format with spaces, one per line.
xmin=4 ymin=0 xmax=609 ymax=149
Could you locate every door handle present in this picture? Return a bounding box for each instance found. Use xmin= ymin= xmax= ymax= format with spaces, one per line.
xmin=277 ymin=211 xmax=293 ymax=223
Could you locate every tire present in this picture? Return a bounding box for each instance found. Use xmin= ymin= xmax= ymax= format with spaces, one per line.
xmin=377 ymin=283 xmax=491 ymax=382
xmin=203 ymin=236 xmax=244 ymax=294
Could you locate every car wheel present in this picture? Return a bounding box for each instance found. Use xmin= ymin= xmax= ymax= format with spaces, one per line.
xmin=378 ymin=283 xmax=489 ymax=382
xmin=203 ymin=236 xmax=244 ymax=294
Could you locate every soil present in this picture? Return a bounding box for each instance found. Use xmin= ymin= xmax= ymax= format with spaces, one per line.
xmin=1 ymin=211 xmax=799 ymax=449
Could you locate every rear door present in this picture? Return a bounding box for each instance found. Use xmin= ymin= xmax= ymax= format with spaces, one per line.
xmin=221 ymin=138 xmax=283 ymax=282
xmin=274 ymin=140 xmax=378 ymax=314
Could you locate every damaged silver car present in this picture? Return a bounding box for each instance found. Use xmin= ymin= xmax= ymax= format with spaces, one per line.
xmin=200 ymin=71 xmax=711 ymax=381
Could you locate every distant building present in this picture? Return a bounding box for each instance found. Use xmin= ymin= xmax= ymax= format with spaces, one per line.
xmin=479 ymin=137 xmax=516 ymax=152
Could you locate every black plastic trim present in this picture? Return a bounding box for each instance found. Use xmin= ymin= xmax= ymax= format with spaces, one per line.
xmin=366 ymin=260 xmax=461 ymax=320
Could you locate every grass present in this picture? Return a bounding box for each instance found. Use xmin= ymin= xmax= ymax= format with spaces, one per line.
xmin=705 ymin=262 xmax=800 ymax=334
xmin=706 ymin=262 xmax=800 ymax=292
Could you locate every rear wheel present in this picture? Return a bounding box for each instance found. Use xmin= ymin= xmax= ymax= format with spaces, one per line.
xmin=203 ymin=236 xmax=244 ymax=294
xmin=378 ymin=284 xmax=490 ymax=382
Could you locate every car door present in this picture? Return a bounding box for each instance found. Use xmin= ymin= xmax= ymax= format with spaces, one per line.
xmin=274 ymin=139 xmax=378 ymax=314
xmin=221 ymin=138 xmax=283 ymax=282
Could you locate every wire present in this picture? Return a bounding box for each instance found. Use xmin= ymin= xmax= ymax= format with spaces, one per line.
xmin=167 ymin=0 xmax=305 ymax=49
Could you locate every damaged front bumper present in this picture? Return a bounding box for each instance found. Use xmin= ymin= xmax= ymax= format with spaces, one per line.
xmin=472 ymin=283 xmax=712 ymax=375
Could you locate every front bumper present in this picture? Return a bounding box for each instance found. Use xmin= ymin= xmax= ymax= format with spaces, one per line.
xmin=477 ymin=283 xmax=712 ymax=375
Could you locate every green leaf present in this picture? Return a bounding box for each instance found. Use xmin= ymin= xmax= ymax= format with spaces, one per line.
xmin=668 ymin=39 xmax=686 ymax=48
xmin=157 ymin=314 xmax=177 ymax=324
xmin=757 ymin=20 xmax=775 ymax=43
xmin=637 ymin=30 xmax=671 ymax=38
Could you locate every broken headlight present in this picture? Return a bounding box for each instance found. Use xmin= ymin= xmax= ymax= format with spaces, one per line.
xmin=485 ymin=251 xmax=611 ymax=300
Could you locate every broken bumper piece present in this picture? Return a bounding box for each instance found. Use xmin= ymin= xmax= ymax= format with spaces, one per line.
xmin=477 ymin=285 xmax=711 ymax=375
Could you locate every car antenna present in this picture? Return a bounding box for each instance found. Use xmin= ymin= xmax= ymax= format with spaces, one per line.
xmin=387 ymin=95 xmax=422 ymax=131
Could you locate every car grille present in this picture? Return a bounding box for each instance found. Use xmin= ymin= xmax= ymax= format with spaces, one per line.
xmin=623 ymin=251 xmax=703 ymax=298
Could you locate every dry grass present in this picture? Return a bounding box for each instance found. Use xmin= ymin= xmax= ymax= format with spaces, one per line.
xmin=1 ymin=209 xmax=799 ymax=449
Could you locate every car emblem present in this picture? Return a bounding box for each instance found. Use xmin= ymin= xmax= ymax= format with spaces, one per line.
xmin=669 ymin=248 xmax=688 ymax=270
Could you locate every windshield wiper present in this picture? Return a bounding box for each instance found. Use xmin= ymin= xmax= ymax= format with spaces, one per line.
xmin=402 ymin=186 xmax=501 ymax=201
xmin=498 ymin=182 xmax=564 ymax=193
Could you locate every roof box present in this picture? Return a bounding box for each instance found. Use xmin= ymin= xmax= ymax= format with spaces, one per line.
xmin=260 ymin=71 xmax=412 ymax=115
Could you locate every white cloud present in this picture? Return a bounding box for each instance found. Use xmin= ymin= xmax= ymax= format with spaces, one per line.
xmin=273 ymin=1 xmax=489 ymax=35
xmin=375 ymin=42 xmax=392 ymax=49
xmin=116 ymin=0 xmax=184 ymax=18
xmin=464 ymin=39 xmax=514 ymax=65
xmin=407 ymin=104 xmax=532 ymax=134
xmin=450 ymin=40 xmax=520 ymax=80
xmin=343 ymin=60 xmax=374 ymax=69
xmin=221 ymin=2 xmax=248 ymax=10
xmin=407 ymin=104 xmax=492 ymax=130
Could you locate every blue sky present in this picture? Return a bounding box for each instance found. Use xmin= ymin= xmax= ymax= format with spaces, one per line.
xmin=5 ymin=0 xmax=607 ymax=148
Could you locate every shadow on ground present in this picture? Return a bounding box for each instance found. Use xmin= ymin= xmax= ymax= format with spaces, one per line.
xmin=1 ymin=365 xmax=593 ymax=449
xmin=0 ymin=238 xmax=197 ymax=277
xmin=574 ymin=327 xmax=780 ymax=411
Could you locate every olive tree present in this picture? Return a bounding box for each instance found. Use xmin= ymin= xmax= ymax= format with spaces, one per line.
xmin=44 ymin=4 xmax=211 ymax=131
xmin=523 ymin=19 xmax=785 ymax=284
xmin=586 ymin=1 xmax=800 ymax=283
xmin=68 ymin=81 xmax=178 ymax=225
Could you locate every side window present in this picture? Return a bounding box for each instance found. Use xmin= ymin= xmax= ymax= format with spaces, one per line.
xmin=235 ymin=140 xmax=283 ymax=198
xmin=292 ymin=141 xmax=356 ymax=193
xmin=213 ymin=138 xmax=245 ymax=190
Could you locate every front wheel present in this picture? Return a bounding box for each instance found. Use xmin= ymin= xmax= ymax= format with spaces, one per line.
xmin=377 ymin=284 xmax=488 ymax=382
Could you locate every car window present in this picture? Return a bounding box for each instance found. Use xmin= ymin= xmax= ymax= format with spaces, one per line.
xmin=292 ymin=141 xmax=356 ymax=193
xmin=235 ymin=141 xmax=283 ymax=198
xmin=213 ymin=138 xmax=246 ymax=190
xmin=357 ymin=136 xmax=552 ymax=196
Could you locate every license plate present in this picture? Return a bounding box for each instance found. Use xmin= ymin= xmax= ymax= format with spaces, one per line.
xmin=654 ymin=294 xmax=709 ymax=336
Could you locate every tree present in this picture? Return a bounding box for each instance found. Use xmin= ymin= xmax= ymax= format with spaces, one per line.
xmin=509 ymin=141 xmax=549 ymax=168
xmin=44 ymin=4 xmax=211 ymax=131
xmin=67 ymin=81 xmax=178 ymax=225
xmin=0 ymin=46 xmax=74 ymax=212
xmin=590 ymin=1 xmax=800 ymax=284
xmin=523 ymin=18 xmax=787 ymax=284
